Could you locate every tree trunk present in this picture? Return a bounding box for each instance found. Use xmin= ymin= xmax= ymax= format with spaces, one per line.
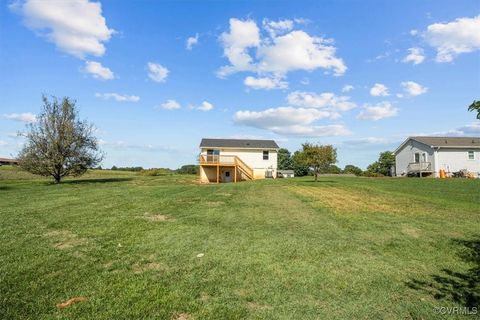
xmin=54 ymin=175 xmax=61 ymax=184
xmin=314 ymin=168 xmax=318 ymax=182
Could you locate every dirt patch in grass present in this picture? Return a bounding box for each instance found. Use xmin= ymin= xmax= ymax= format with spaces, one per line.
xmin=45 ymin=230 xmax=87 ymax=250
xmin=142 ymin=213 xmax=175 ymax=222
xmin=132 ymin=261 xmax=165 ymax=273
xmin=204 ymin=201 xmax=225 ymax=207
xmin=401 ymin=225 xmax=422 ymax=238
xmin=174 ymin=312 xmax=193 ymax=320
xmin=287 ymin=185 xmax=402 ymax=214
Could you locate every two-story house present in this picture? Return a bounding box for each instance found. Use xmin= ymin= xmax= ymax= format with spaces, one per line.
xmin=199 ymin=138 xmax=279 ymax=183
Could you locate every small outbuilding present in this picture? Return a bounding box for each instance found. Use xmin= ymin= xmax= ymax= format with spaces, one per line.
xmin=277 ymin=170 xmax=294 ymax=178
xmin=0 ymin=158 xmax=19 ymax=166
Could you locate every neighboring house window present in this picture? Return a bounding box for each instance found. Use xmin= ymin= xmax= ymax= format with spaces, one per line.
xmin=414 ymin=152 xmax=427 ymax=163
xmin=468 ymin=151 xmax=475 ymax=160
xmin=263 ymin=150 xmax=269 ymax=160
xmin=422 ymin=153 xmax=427 ymax=162
xmin=414 ymin=153 xmax=420 ymax=163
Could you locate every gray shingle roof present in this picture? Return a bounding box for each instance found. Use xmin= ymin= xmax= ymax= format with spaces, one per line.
xmin=200 ymin=138 xmax=279 ymax=149
xmin=411 ymin=136 xmax=480 ymax=147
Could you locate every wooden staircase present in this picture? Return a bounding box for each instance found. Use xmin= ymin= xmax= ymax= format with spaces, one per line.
xmin=234 ymin=156 xmax=253 ymax=180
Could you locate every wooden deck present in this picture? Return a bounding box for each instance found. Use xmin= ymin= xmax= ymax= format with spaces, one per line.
xmin=199 ymin=155 xmax=253 ymax=183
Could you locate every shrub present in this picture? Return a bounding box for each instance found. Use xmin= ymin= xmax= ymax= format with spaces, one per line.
xmin=140 ymin=168 xmax=174 ymax=176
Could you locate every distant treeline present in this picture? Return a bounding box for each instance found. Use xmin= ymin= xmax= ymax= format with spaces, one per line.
xmin=104 ymin=164 xmax=199 ymax=176
xmin=278 ymin=148 xmax=395 ymax=177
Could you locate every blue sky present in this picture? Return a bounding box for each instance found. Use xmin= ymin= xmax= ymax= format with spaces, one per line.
xmin=1 ymin=0 xmax=479 ymax=169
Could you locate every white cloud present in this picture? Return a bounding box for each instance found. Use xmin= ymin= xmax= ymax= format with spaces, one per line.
xmin=218 ymin=18 xmax=347 ymax=81
xmin=344 ymin=137 xmax=389 ymax=145
xmin=454 ymin=122 xmax=480 ymax=135
xmin=424 ymin=15 xmax=480 ymax=62
xmin=160 ymin=99 xmax=181 ymax=110
xmin=257 ymin=30 xmax=346 ymax=76
xmin=271 ymin=124 xmax=350 ymax=137
xmin=186 ymin=33 xmax=199 ymax=50
xmin=244 ymin=76 xmax=288 ymax=90
xmin=196 ymin=101 xmax=214 ymax=112
xmin=357 ymin=102 xmax=398 ymax=121
xmin=262 ymin=18 xmax=293 ymax=37
xmin=401 ymin=81 xmax=428 ymax=97
xmin=286 ymin=91 xmax=356 ymax=111
xmin=10 ymin=0 xmax=114 ymax=58
xmin=402 ymin=47 xmax=425 ymax=65
xmin=3 ymin=112 xmax=37 ymax=123
xmin=410 ymin=29 xmax=419 ymax=36
xmin=218 ymin=18 xmax=260 ymax=77
xmin=370 ymin=83 xmax=389 ymax=97
xmin=84 ymin=61 xmax=114 ymax=80
xmin=444 ymin=121 xmax=480 ymax=137
xmin=234 ymin=107 xmax=335 ymax=127
xmin=233 ymin=106 xmax=349 ymax=137
xmin=147 ymin=62 xmax=169 ymax=83
xmin=341 ymin=84 xmax=354 ymax=92
xmin=95 ymin=93 xmax=139 ymax=102
xmin=417 ymin=122 xmax=480 ymax=137
xmin=0 ymin=140 xmax=7 ymax=146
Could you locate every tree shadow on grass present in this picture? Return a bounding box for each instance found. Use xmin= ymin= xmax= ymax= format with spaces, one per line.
xmin=406 ymin=237 xmax=480 ymax=308
xmin=59 ymin=177 xmax=134 ymax=184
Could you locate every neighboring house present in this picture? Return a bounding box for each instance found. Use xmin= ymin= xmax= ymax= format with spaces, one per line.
xmin=0 ymin=158 xmax=19 ymax=166
xmin=277 ymin=170 xmax=294 ymax=178
xmin=199 ymin=138 xmax=279 ymax=183
xmin=393 ymin=136 xmax=480 ymax=177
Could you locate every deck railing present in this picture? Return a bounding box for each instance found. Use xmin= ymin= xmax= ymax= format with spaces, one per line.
xmin=199 ymin=154 xmax=253 ymax=179
xmin=407 ymin=162 xmax=432 ymax=172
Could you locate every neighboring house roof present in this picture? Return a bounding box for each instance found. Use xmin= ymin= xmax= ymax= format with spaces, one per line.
xmin=394 ymin=136 xmax=480 ymax=154
xmin=200 ymin=138 xmax=279 ymax=149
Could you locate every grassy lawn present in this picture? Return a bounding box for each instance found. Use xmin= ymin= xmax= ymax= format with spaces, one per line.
xmin=1 ymin=166 xmax=479 ymax=319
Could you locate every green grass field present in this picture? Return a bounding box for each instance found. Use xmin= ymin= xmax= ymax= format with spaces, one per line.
xmin=1 ymin=166 xmax=479 ymax=319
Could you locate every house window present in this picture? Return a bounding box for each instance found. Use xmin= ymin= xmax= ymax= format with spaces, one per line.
xmin=414 ymin=153 xmax=420 ymax=163
xmin=206 ymin=149 xmax=219 ymax=162
xmin=414 ymin=152 xmax=427 ymax=163
xmin=468 ymin=151 xmax=475 ymax=160
xmin=263 ymin=150 xmax=269 ymax=160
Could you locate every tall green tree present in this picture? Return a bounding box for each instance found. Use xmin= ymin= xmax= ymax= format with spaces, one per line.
xmin=367 ymin=151 xmax=395 ymax=176
xmin=18 ymin=95 xmax=103 ymax=183
xmin=292 ymin=151 xmax=310 ymax=177
xmin=277 ymin=148 xmax=293 ymax=170
xmin=468 ymin=100 xmax=480 ymax=119
xmin=295 ymin=143 xmax=337 ymax=181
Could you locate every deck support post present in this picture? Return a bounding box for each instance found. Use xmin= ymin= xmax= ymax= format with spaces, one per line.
xmin=216 ymin=165 xmax=219 ymax=183
xmin=234 ymin=166 xmax=237 ymax=183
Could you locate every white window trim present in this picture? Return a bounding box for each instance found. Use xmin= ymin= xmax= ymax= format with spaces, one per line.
xmin=413 ymin=152 xmax=427 ymax=163
xmin=467 ymin=150 xmax=475 ymax=160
